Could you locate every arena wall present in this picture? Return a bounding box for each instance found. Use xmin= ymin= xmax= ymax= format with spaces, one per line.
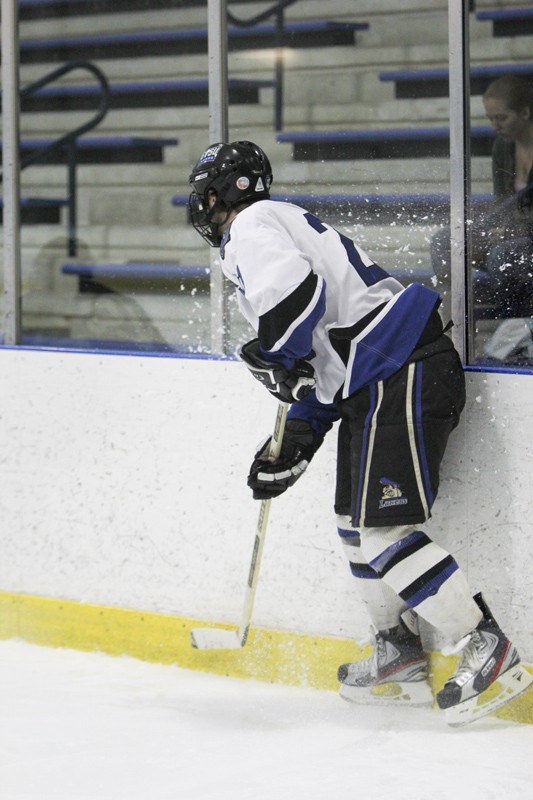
xmin=0 ymin=348 xmax=530 ymax=649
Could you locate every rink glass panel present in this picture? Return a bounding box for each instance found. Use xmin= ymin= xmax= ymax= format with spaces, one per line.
xmin=2 ymin=1 xmax=530 ymax=369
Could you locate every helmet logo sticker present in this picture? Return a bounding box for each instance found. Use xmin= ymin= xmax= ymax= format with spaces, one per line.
xmin=236 ymin=176 xmax=250 ymax=190
xmin=197 ymin=144 xmax=224 ymax=165
xmin=255 ymin=178 xmax=265 ymax=192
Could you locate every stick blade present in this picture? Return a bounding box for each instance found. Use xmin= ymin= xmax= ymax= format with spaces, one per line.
xmin=190 ymin=627 xmax=244 ymax=650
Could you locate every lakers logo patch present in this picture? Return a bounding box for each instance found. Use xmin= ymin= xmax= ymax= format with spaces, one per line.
xmin=378 ymin=477 xmax=408 ymax=509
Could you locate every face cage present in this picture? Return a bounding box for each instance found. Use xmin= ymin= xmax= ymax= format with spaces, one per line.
xmin=188 ymin=191 xmax=220 ymax=247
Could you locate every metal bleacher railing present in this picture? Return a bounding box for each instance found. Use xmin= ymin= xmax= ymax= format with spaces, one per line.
xmin=1 ymin=59 xmax=110 ymax=257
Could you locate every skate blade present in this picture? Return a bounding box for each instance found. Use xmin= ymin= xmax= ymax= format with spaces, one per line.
xmin=445 ymin=663 xmax=533 ymax=727
xmin=339 ymin=679 xmax=433 ymax=707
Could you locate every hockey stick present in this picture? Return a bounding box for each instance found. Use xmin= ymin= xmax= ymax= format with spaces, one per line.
xmin=190 ymin=400 xmax=289 ymax=650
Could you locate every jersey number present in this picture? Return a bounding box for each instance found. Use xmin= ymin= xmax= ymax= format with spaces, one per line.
xmin=304 ymin=212 xmax=389 ymax=287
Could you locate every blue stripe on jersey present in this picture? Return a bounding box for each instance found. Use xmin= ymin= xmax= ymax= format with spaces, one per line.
xmin=276 ymin=279 xmax=326 ymax=364
xmin=258 ymin=272 xmax=326 ymax=366
xmin=338 ymin=230 xmax=391 ymax=287
xmin=343 ymin=283 xmax=439 ymax=397
xmin=414 ymin=361 xmax=435 ymax=508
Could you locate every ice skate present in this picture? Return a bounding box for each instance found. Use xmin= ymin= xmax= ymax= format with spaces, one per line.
xmin=338 ymin=621 xmax=433 ymax=707
xmin=437 ymin=593 xmax=533 ymax=727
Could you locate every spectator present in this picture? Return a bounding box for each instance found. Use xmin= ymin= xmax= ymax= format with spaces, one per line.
xmin=431 ymin=75 xmax=533 ymax=318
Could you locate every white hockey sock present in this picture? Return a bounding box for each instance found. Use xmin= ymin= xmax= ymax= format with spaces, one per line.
xmin=358 ymin=525 xmax=483 ymax=643
xmin=336 ymin=515 xmax=407 ymax=631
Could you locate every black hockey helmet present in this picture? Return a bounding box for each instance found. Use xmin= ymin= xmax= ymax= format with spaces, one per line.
xmin=188 ymin=140 xmax=273 ymax=246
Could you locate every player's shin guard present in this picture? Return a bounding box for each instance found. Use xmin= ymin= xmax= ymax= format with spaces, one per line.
xmin=336 ymin=517 xmax=432 ymax=707
xmin=336 ymin=515 xmax=407 ymax=631
xmin=358 ymin=525 xmax=483 ymax=643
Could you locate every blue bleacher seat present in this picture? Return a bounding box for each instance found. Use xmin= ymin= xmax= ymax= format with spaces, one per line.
xmin=379 ymin=63 xmax=533 ymax=99
xmin=60 ymin=262 xmax=211 ymax=296
xmin=60 ymin=259 xmax=502 ymax=323
xmin=0 ymin=196 xmax=68 ymax=225
xmin=61 ymin=260 xmax=439 ymax=291
xmin=476 ymin=7 xmax=533 ymax=37
xmin=171 ymin=191 xmax=493 ymax=225
xmin=2 ymin=136 xmax=179 ymax=165
xmin=18 ymin=0 xmax=256 ymax=20
xmin=61 ymin=263 xmax=209 ymax=282
xmin=275 ymin=126 xmax=495 ymax=160
xmin=60 ymin=260 xmax=501 ymax=317
xmin=16 ymin=21 xmax=369 ymax=64
xmin=15 ymin=78 xmax=274 ymax=113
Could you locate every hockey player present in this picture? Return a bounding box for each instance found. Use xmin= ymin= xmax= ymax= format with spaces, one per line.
xmin=188 ymin=140 xmax=532 ymax=725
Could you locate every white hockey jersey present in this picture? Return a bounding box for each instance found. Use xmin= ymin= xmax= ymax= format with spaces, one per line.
xmin=220 ymin=200 xmax=440 ymax=407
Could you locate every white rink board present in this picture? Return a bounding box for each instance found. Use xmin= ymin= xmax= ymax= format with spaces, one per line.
xmin=0 ymin=348 xmax=531 ymax=659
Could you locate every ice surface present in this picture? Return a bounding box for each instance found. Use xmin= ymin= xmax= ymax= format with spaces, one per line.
xmin=1 ymin=640 xmax=532 ymax=800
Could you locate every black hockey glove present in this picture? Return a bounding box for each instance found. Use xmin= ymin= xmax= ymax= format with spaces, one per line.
xmin=247 ymin=419 xmax=325 ymax=500
xmin=240 ymin=339 xmax=316 ymax=403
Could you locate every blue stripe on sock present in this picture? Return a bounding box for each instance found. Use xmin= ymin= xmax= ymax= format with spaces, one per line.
xmin=349 ymin=562 xmax=380 ymax=580
xmin=337 ymin=527 xmax=361 ymax=546
xmin=369 ymin=530 xmax=429 ymax=575
xmin=400 ymin=556 xmax=459 ymax=608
